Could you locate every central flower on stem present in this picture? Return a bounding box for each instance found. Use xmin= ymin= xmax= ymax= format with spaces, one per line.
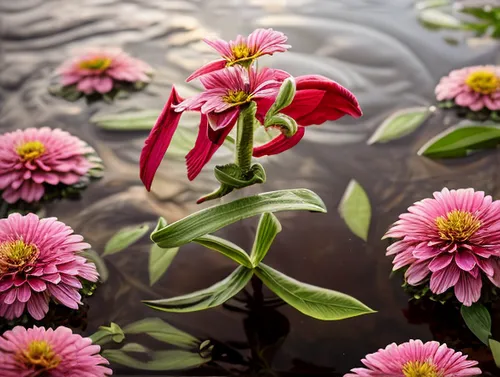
xmin=402 ymin=360 xmax=439 ymax=377
xmin=18 ymin=340 xmax=61 ymax=371
xmin=78 ymin=57 xmax=112 ymax=71
xmin=0 ymin=239 xmax=39 ymax=273
xmin=16 ymin=141 xmax=45 ymax=161
xmin=435 ymin=209 xmax=481 ymax=242
xmin=465 ymin=70 xmax=499 ymax=95
xmin=222 ymin=89 xmax=251 ymax=105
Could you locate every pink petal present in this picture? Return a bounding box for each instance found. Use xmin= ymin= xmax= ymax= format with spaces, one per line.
xmin=207 ymin=108 xmax=239 ymax=131
xmin=186 ymin=59 xmax=227 ymax=82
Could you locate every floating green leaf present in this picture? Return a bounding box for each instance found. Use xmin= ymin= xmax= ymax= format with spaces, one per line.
xmin=338 ymin=180 xmax=371 ymax=241
xmin=255 ymin=263 xmax=375 ymax=320
xmin=144 ymin=266 xmax=253 ymax=313
xmin=367 ymin=107 xmax=431 ymax=144
xmin=490 ymin=339 xmax=500 ymax=368
xmin=103 ymin=223 xmax=150 ymax=256
xmin=418 ymin=125 xmax=500 ymax=158
xmin=149 ymin=244 xmax=179 ymax=286
xmin=461 ymin=304 xmax=492 ymax=345
xmin=250 ymin=213 xmax=282 ymax=267
xmin=90 ymin=110 xmax=159 ymax=130
xmin=152 ymin=189 xmax=326 ymax=248
xmin=119 ymin=343 xmax=149 ymax=353
xmin=90 ymin=322 xmax=125 ymax=345
xmin=193 ymin=235 xmax=252 ymax=268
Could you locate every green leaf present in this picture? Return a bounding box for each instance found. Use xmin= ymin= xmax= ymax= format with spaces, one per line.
xmin=123 ymin=318 xmax=199 ymax=349
xmin=193 ymin=235 xmax=252 ymax=268
xmin=367 ymin=107 xmax=432 ymax=144
xmin=80 ymin=249 xmax=109 ymax=283
xmin=490 ymin=339 xmax=500 ymax=368
xmin=415 ymin=0 xmax=451 ymax=10
xmin=149 ymin=244 xmax=179 ymax=286
xmin=250 ymin=213 xmax=282 ymax=267
xmin=265 ymin=114 xmax=298 ymax=137
xmin=152 ymin=189 xmax=326 ymax=248
xmin=144 ymin=266 xmax=253 ymax=312
xmin=90 ymin=110 xmax=159 ymax=130
xmin=90 ymin=322 xmax=125 ymax=345
xmin=255 ymin=263 xmax=375 ymax=320
xmin=103 ymin=223 xmax=150 ymax=256
xmin=460 ymin=304 xmax=492 ymax=345
xmin=418 ymin=9 xmax=462 ymax=29
xmin=265 ymin=77 xmax=296 ymax=120
xmin=120 ymin=343 xmax=149 ymax=353
xmin=417 ymin=125 xmax=500 ymax=158
xmin=338 ymin=180 xmax=371 ymax=241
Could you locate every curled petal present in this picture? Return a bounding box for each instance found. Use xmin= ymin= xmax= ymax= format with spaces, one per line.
xmin=186 ymin=59 xmax=227 ymax=82
xmin=253 ymin=126 xmax=305 ymax=157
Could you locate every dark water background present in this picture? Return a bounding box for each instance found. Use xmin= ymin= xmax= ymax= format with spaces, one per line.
xmin=1 ymin=0 xmax=500 ymax=375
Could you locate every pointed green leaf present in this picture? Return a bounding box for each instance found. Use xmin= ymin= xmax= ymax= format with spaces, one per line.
xmin=90 ymin=110 xmax=159 ymax=130
xmin=152 ymin=189 xmax=326 ymax=248
xmin=144 ymin=266 xmax=253 ymax=312
xmin=251 ymin=213 xmax=282 ymax=267
xmin=461 ymin=304 xmax=492 ymax=345
xmin=255 ymin=263 xmax=375 ymax=320
xmin=193 ymin=235 xmax=252 ymax=268
xmin=123 ymin=318 xmax=199 ymax=349
xmin=265 ymin=77 xmax=296 ymax=121
xmin=338 ymin=180 xmax=371 ymax=241
xmin=490 ymin=339 xmax=500 ymax=368
xmin=149 ymin=244 xmax=179 ymax=286
xmin=103 ymin=224 xmax=150 ymax=256
xmin=418 ymin=125 xmax=500 ymax=158
xmin=367 ymin=107 xmax=431 ymax=144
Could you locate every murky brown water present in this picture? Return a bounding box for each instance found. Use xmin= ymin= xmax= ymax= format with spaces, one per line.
xmin=1 ymin=0 xmax=500 ymax=375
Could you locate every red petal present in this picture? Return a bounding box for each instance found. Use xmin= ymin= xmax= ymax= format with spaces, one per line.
xmin=139 ymin=87 xmax=184 ymax=191
xmin=208 ymin=108 xmax=240 ymax=130
xmin=253 ymin=126 xmax=305 ymax=157
xmin=281 ymin=89 xmax=324 ymax=121
xmin=185 ymin=59 xmax=227 ymax=82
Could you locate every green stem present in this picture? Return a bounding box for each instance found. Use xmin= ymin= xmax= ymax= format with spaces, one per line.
xmin=235 ymin=102 xmax=256 ymax=175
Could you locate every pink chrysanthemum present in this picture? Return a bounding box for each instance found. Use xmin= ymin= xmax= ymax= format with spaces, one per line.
xmin=345 ymin=339 xmax=481 ymax=376
xmin=0 ymin=326 xmax=112 ymax=376
xmin=384 ymin=188 xmax=500 ymax=306
xmin=56 ymin=47 xmax=153 ymax=94
xmin=0 ymin=127 xmax=94 ymax=204
xmin=0 ymin=213 xmax=98 ymax=320
xmin=435 ymin=65 xmax=500 ymax=111
xmin=186 ymin=28 xmax=290 ymax=81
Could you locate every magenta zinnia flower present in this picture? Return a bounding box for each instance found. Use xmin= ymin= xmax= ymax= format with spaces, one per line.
xmin=345 ymin=339 xmax=481 ymax=376
xmin=384 ymin=188 xmax=500 ymax=306
xmin=0 ymin=213 xmax=98 ymax=320
xmin=56 ymin=47 xmax=152 ymax=95
xmin=435 ymin=65 xmax=500 ymax=111
xmin=186 ymin=28 xmax=290 ymax=81
xmin=0 ymin=326 xmax=112 ymax=376
xmin=0 ymin=127 xmax=95 ymax=204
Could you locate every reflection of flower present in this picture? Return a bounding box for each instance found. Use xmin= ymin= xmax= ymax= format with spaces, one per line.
xmin=435 ymin=65 xmax=500 ymax=111
xmin=56 ymin=47 xmax=152 ymax=95
xmin=0 ymin=127 xmax=99 ymax=204
xmin=385 ymin=188 xmax=500 ymax=306
xmin=0 ymin=213 xmax=98 ymax=320
xmin=0 ymin=326 xmax=112 ymax=376
xmin=345 ymin=339 xmax=481 ymax=376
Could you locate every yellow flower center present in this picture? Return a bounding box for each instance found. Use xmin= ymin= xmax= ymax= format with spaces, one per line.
xmin=465 ymin=70 xmax=499 ymax=95
xmin=0 ymin=240 xmax=39 ymax=274
xmin=231 ymin=43 xmax=252 ymax=60
xmin=16 ymin=141 xmax=45 ymax=161
xmin=227 ymin=43 xmax=255 ymax=67
xmin=79 ymin=57 xmax=112 ymax=71
xmin=436 ymin=209 xmax=481 ymax=243
xmin=402 ymin=361 xmax=440 ymax=377
xmin=18 ymin=340 xmax=61 ymax=372
xmin=222 ymin=90 xmax=251 ymax=105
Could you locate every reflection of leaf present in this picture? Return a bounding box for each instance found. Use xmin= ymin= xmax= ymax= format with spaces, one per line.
xmin=90 ymin=110 xmax=159 ymax=130
xmin=255 ymin=263 xmax=375 ymax=320
xmin=103 ymin=224 xmax=150 ymax=256
xmin=149 ymin=244 xmax=179 ymax=286
xmin=490 ymin=339 xmax=500 ymax=368
xmin=461 ymin=304 xmax=492 ymax=345
xmin=418 ymin=125 xmax=500 ymax=158
xmin=250 ymin=213 xmax=282 ymax=267
xmin=80 ymin=249 xmax=109 ymax=282
xmin=338 ymin=180 xmax=371 ymax=242
xmin=367 ymin=107 xmax=431 ymax=144
xmin=144 ymin=266 xmax=253 ymax=312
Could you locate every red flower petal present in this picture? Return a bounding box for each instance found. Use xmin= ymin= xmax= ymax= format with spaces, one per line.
xmin=252 ymin=126 xmax=305 ymax=157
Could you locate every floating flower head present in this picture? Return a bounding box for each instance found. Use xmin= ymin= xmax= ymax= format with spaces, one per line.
xmin=186 ymin=28 xmax=290 ymax=81
xmin=0 ymin=127 xmax=102 ymax=204
xmin=0 ymin=213 xmax=98 ymax=320
xmin=384 ymin=188 xmax=500 ymax=306
xmin=0 ymin=326 xmax=112 ymax=376
xmin=345 ymin=339 xmax=481 ymax=376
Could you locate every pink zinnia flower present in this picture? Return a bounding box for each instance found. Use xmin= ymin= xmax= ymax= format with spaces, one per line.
xmin=0 ymin=127 xmax=94 ymax=204
xmin=56 ymin=47 xmax=153 ymax=95
xmin=435 ymin=65 xmax=500 ymax=111
xmin=345 ymin=339 xmax=481 ymax=376
xmin=186 ymin=28 xmax=290 ymax=81
xmin=384 ymin=188 xmax=500 ymax=306
xmin=0 ymin=213 xmax=98 ymax=320
xmin=0 ymin=326 xmax=112 ymax=376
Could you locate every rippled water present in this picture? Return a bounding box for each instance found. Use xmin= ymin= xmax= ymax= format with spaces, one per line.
xmin=1 ymin=0 xmax=500 ymax=375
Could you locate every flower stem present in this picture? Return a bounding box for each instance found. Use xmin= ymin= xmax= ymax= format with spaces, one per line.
xmin=235 ymin=102 xmax=256 ymax=175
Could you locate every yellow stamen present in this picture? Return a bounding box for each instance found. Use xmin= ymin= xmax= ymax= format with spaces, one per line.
xmin=465 ymin=70 xmax=499 ymax=95
xmin=79 ymin=57 xmax=112 ymax=71
xmin=227 ymin=43 xmax=256 ymax=67
xmin=18 ymin=340 xmax=61 ymax=372
xmin=16 ymin=141 xmax=45 ymax=161
xmin=0 ymin=240 xmax=39 ymax=274
xmin=436 ymin=209 xmax=481 ymax=242
xmin=222 ymin=90 xmax=251 ymax=105
xmin=402 ymin=360 xmax=440 ymax=377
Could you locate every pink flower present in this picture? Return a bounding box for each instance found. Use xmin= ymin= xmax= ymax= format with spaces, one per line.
xmin=57 ymin=47 xmax=153 ymax=95
xmin=0 ymin=127 xmax=94 ymax=204
xmin=253 ymin=75 xmax=363 ymax=157
xmin=384 ymin=188 xmax=500 ymax=306
xmin=345 ymin=339 xmax=481 ymax=376
xmin=0 ymin=326 xmax=112 ymax=376
xmin=0 ymin=213 xmax=98 ymax=320
xmin=435 ymin=65 xmax=500 ymax=111
xmin=186 ymin=28 xmax=290 ymax=81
